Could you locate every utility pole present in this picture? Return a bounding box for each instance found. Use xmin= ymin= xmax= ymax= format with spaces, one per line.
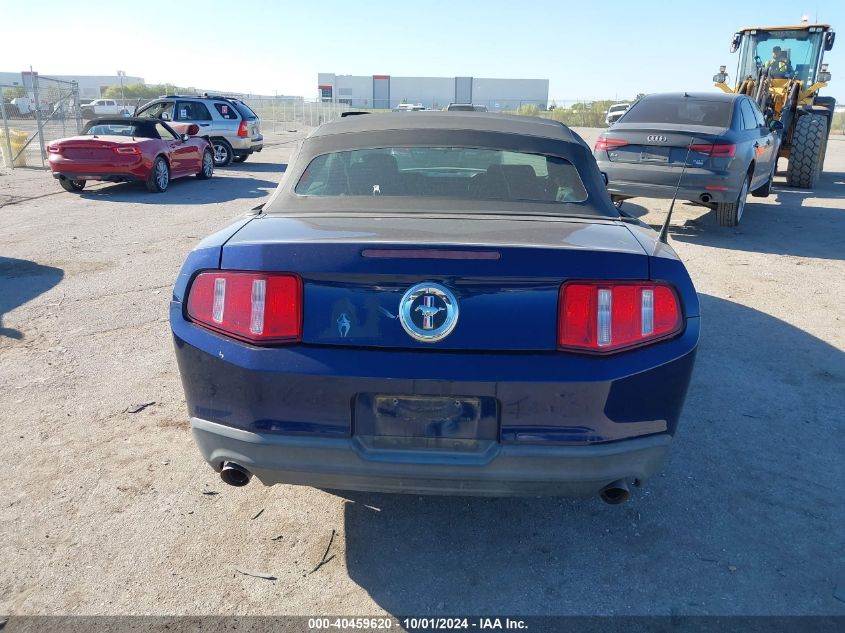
xmin=117 ymin=70 xmax=126 ymax=114
xmin=0 ymin=96 xmax=13 ymax=169
xmin=31 ymin=67 xmax=46 ymax=166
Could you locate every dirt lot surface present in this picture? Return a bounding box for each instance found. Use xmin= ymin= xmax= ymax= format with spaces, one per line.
xmin=1 ymin=126 xmax=843 ymax=617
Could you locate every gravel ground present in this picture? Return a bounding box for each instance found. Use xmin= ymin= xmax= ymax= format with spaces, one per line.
xmin=0 ymin=127 xmax=843 ymax=617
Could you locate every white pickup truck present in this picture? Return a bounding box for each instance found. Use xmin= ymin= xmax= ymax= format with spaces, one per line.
xmin=9 ymin=96 xmax=49 ymax=116
xmin=80 ymin=99 xmax=129 ymax=119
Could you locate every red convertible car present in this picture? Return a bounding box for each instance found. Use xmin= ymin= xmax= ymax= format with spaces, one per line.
xmin=47 ymin=117 xmax=214 ymax=193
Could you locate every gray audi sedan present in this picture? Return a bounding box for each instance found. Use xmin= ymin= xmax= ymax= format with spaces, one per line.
xmin=594 ymin=92 xmax=780 ymax=227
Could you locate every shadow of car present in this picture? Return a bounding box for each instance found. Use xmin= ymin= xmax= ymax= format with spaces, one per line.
xmin=333 ymin=293 xmax=844 ymax=616
xmin=0 ymin=257 xmax=64 ymax=340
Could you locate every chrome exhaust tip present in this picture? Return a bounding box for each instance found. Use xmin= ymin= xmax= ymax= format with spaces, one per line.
xmin=599 ymin=479 xmax=631 ymax=505
xmin=220 ymin=462 xmax=252 ymax=487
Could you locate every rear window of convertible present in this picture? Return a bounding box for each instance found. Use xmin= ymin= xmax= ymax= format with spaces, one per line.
xmin=294 ymin=147 xmax=589 ymax=203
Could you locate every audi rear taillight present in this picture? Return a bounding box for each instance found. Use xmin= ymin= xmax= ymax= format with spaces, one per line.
xmin=237 ymin=120 xmax=249 ymax=137
xmin=186 ymin=271 xmax=301 ymax=343
xmin=114 ymin=145 xmax=140 ymax=155
xmin=558 ymin=281 xmax=682 ymax=353
xmin=690 ymin=143 xmax=736 ymax=157
xmin=594 ymin=137 xmax=629 ymax=152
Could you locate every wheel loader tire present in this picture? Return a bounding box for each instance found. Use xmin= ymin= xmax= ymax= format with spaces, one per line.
xmin=786 ymin=113 xmax=826 ymax=189
xmin=819 ymin=118 xmax=832 ymax=170
xmin=819 ymin=136 xmax=828 ymax=171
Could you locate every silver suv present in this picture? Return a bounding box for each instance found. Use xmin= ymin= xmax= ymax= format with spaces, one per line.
xmin=135 ymin=95 xmax=263 ymax=167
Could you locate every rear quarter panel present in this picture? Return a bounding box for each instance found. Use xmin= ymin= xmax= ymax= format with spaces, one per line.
xmin=172 ymin=217 xmax=256 ymax=302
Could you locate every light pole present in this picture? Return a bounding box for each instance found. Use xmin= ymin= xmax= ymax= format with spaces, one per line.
xmin=117 ymin=70 xmax=126 ymax=114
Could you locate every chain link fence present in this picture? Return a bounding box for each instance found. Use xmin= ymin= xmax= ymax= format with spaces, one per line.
xmin=1 ymin=73 xmax=82 ymax=168
xmin=107 ymin=97 xmax=354 ymax=129
xmin=247 ymin=97 xmax=624 ymax=129
xmin=87 ymin=96 xmax=620 ymax=130
xmin=241 ymin=98 xmax=352 ymax=131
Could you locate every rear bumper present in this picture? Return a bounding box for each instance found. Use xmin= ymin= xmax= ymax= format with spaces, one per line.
xmin=233 ymin=145 xmax=263 ymax=157
xmin=192 ymin=417 xmax=672 ymax=496
xmin=52 ymin=171 xmax=142 ymax=183
xmin=596 ymin=160 xmax=742 ymax=203
xmin=49 ymin=154 xmax=147 ymax=182
xmin=230 ymin=134 xmax=263 ymax=153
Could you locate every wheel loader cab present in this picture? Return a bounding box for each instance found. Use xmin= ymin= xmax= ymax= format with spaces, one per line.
xmin=736 ymin=28 xmax=826 ymax=87
xmin=716 ymin=25 xmax=834 ymax=116
xmin=713 ymin=23 xmax=836 ymax=189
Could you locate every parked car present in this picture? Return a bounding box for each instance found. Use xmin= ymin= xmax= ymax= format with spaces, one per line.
xmin=446 ymin=103 xmax=488 ymax=112
xmin=9 ymin=96 xmax=48 ymax=117
xmin=135 ymin=94 xmax=263 ymax=167
xmin=47 ymin=117 xmax=213 ymax=193
xmin=392 ymin=103 xmax=425 ymax=111
xmin=171 ymin=112 xmax=700 ymax=503
xmin=605 ymin=102 xmax=631 ymax=126
xmin=80 ymin=99 xmax=129 ymax=119
xmin=594 ymin=92 xmax=780 ymax=227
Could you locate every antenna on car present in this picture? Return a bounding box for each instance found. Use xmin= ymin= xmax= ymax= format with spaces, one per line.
xmin=654 ymin=139 xmax=695 ymax=249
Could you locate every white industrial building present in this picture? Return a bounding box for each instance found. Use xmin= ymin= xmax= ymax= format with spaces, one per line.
xmin=318 ymin=73 xmax=549 ymax=110
xmin=0 ymin=72 xmax=145 ymax=99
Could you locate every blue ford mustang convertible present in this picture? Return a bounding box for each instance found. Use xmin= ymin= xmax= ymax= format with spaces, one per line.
xmin=170 ymin=113 xmax=699 ymax=503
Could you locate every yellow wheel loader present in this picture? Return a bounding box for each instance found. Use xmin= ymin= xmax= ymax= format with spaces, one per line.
xmin=713 ymin=23 xmax=836 ymax=188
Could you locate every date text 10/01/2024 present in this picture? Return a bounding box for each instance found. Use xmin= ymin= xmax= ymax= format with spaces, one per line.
xmin=307 ymin=618 xmax=528 ymax=630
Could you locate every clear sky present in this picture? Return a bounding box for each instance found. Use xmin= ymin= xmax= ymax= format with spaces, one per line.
xmin=2 ymin=0 xmax=844 ymax=102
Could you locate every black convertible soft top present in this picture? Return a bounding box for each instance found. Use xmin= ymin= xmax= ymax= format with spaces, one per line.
xmin=85 ymin=116 xmax=159 ymax=127
xmin=82 ymin=117 xmax=181 ymax=138
xmin=311 ymin=112 xmax=582 ymax=144
xmin=83 ymin=117 xmax=163 ymax=133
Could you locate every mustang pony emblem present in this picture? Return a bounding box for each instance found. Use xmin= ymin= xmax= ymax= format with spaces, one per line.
xmin=415 ymin=296 xmax=445 ymax=330
xmin=399 ymin=282 xmax=459 ymax=343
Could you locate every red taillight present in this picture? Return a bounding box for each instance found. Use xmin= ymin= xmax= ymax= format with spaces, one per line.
xmin=558 ymin=281 xmax=682 ymax=353
xmin=237 ymin=120 xmax=249 ymax=137
xmin=690 ymin=143 xmax=736 ymax=157
xmin=114 ymin=145 xmax=140 ymax=155
xmin=47 ymin=144 xmax=62 ymax=154
xmin=186 ymin=271 xmax=302 ymax=344
xmin=594 ymin=137 xmax=629 ymax=152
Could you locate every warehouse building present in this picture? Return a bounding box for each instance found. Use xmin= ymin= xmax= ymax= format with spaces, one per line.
xmin=317 ymin=73 xmax=549 ymax=110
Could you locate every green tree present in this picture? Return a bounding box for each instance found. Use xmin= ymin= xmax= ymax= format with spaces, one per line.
xmin=515 ymin=103 xmax=539 ymax=116
xmin=2 ymin=86 xmax=26 ymax=99
xmin=101 ymin=83 xmax=198 ymax=99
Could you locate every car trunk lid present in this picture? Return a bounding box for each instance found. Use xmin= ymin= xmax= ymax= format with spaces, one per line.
xmin=601 ymin=124 xmax=729 ymax=167
xmin=54 ymin=135 xmax=126 ymax=160
xmin=220 ymin=213 xmax=648 ymax=351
